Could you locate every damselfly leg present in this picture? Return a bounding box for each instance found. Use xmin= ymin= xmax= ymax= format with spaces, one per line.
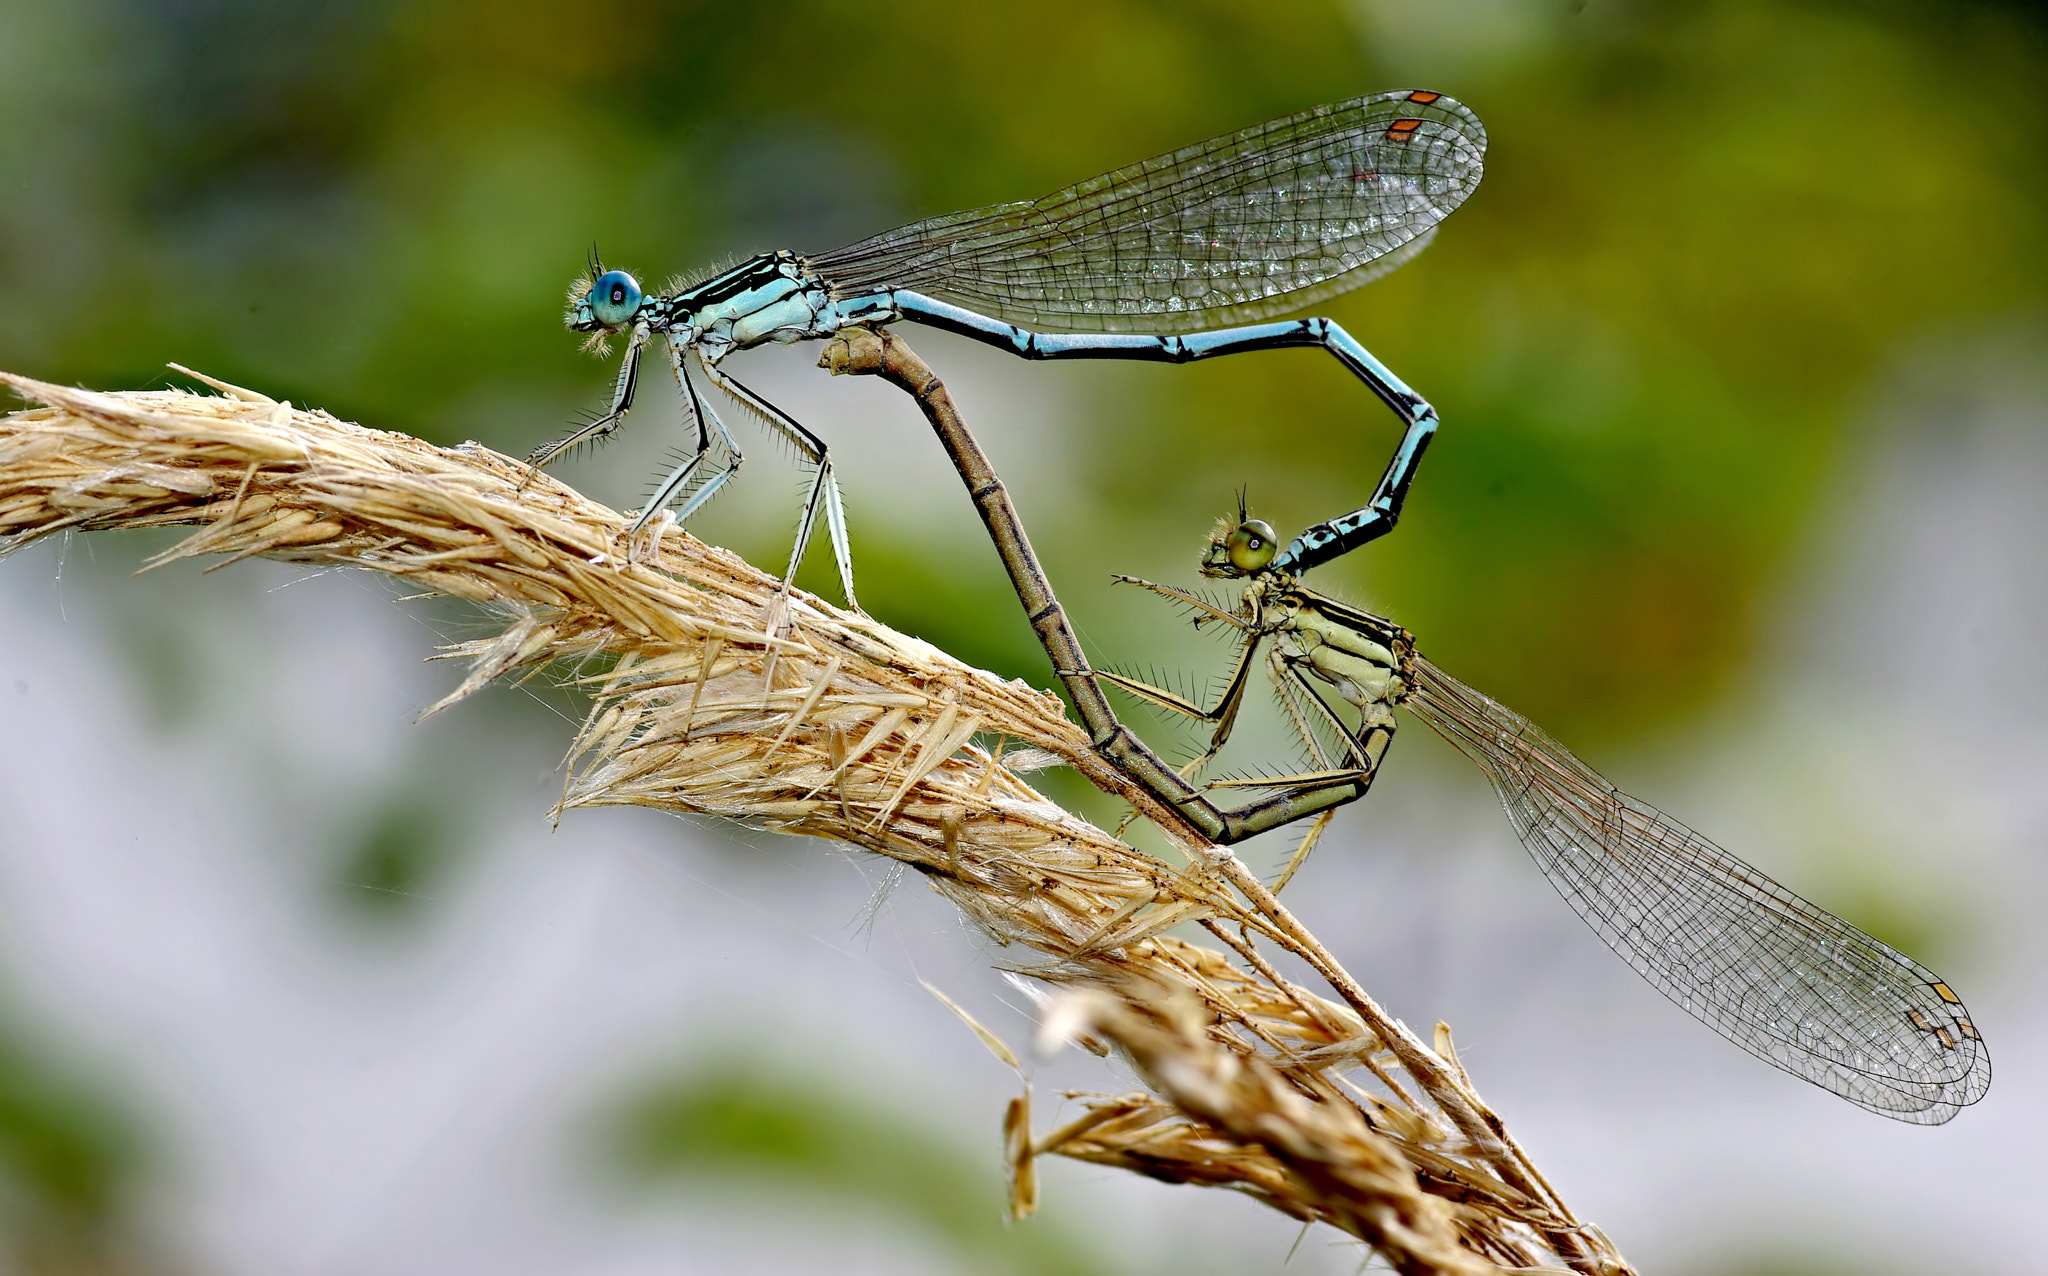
xmin=525 ymin=325 xmax=649 ymax=477
xmin=696 ymin=360 xmax=857 ymax=612
xmin=632 ymin=337 xmax=735 ymax=532
xmin=1099 ymin=586 xmax=1389 ymax=802
xmin=1097 ymin=576 xmax=1380 ymax=797
xmin=530 ymin=328 xmax=859 ymax=611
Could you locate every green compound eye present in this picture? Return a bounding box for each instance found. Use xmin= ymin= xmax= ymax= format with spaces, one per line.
xmin=589 ymin=270 xmax=643 ymax=327
xmin=1227 ymin=519 xmax=1278 ymax=573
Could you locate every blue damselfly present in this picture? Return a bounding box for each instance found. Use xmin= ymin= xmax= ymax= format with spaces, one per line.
xmin=535 ymin=90 xmax=1484 ymax=608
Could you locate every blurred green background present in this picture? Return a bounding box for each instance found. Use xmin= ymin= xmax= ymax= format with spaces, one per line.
xmin=1 ymin=0 xmax=2043 ymax=1272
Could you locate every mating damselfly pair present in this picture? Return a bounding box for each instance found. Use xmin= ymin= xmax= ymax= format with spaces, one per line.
xmin=537 ymin=90 xmax=1989 ymax=1123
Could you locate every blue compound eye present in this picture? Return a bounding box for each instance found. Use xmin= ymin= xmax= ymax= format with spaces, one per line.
xmin=589 ymin=270 xmax=642 ymax=327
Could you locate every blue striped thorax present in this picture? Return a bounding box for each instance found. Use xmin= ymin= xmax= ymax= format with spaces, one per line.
xmin=579 ymin=252 xmax=905 ymax=363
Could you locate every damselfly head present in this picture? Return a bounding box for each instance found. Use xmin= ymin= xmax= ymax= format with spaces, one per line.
xmin=567 ymin=268 xmax=644 ymax=334
xmin=1201 ymin=516 xmax=1279 ymax=578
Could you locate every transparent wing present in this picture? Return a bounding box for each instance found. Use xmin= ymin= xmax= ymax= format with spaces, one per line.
xmin=807 ymin=90 xmax=1485 ymax=334
xmin=1402 ymin=653 xmax=1990 ymax=1123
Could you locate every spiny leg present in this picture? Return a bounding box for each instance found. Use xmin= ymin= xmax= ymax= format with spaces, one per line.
xmin=633 ymin=339 xmax=739 ymax=535
xmin=1270 ymin=809 xmax=1335 ymax=894
xmin=1100 ymin=574 xmax=1260 ymax=778
xmin=1270 ymin=649 xmax=1351 ymax=772
xmin=1109 ymin=573 xmax=1252 ymax=632
xmin=699 ymin=361 xmax=860 ymax=612
xmin=1095 ymin=626 xmax=1263 ymax=781
xmin=1208 ymin=653 xmax=1390 ymax=797
xmin=1105 ymin=638 xmax=1381 ymax=837
xmin=525 ymin=325 xmax=650 ymax=488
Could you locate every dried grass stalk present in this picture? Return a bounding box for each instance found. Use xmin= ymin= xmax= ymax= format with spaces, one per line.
xmin=0 ymin=368 xmax=1633 ymax=1276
